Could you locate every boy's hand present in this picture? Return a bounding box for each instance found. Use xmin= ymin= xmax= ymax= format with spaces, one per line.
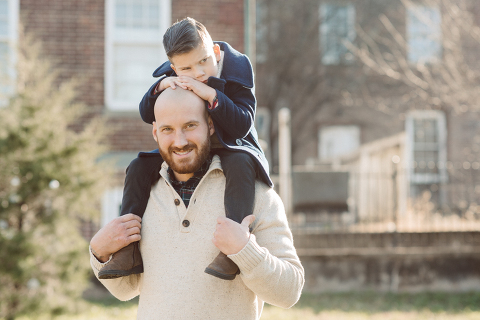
xmin=157 ymin=77 xmax=187 ymax=93
xmin=90 ymin=213 xmax=142 ymax=262
xmin=176 ymin=76 xmax=217 ymax=106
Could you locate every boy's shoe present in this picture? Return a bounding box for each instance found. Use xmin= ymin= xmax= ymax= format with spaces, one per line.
xmin=204 ymin=252 xmax=240 ymax=280
xmin=98 ymin=242 xmax=143 ymax=279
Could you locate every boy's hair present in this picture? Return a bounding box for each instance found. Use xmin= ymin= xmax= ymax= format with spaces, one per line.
xmin=163 ymin=17 xmax=214 ymax=59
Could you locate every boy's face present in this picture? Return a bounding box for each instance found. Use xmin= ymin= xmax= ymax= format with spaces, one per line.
xmin=170 ymin=44 xmax=221 ymax=83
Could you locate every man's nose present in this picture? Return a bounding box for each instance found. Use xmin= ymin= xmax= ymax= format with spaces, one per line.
xmin=172 ymin=131 xmax=188 ymax=148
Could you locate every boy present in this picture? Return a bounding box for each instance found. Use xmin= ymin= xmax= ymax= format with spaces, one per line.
xmin=98 ymin=17 xmax=272 ymax=281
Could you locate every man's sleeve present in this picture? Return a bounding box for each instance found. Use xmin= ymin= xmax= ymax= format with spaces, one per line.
xmin=90 ymin=248 xmax=142 ymax=301
xmin=227 ymin=184 xmax=305 ymax=309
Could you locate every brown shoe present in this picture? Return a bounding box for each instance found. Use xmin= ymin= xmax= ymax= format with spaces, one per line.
xmin=204 ymin=252 xmax=240 ymax=280
xmin=98 ymin=241 xmax=143 ymax=279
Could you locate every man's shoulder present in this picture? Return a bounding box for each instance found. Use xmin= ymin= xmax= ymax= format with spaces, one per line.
xmin=254 ymin=181 xmax=281 ymax=205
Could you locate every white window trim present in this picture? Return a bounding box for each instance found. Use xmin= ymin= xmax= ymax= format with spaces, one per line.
xmin=104 ymin=0 xmax=171 ymax=111
xmin=0 ymin=0 xmax=19 ymax=106
xmin=405 ymin=110 xmax=447 ymax=185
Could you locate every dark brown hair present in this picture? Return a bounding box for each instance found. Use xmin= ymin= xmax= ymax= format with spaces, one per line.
xmin=163 ymin=17 xmax=213 ymax=59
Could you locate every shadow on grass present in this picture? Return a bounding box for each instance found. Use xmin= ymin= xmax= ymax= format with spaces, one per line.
xmin=293 ymin=292 xmax=480 ymax=314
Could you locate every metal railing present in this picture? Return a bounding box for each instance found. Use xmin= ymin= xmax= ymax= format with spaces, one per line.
xmin=289 ymin=161 xmax=480 ymax=234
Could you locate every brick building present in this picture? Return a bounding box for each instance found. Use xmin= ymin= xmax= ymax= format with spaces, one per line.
xmin=1 ymin=0 xmax=248 ymax=227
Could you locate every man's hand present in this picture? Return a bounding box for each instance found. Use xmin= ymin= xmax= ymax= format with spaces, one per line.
xmin=176 ymin=76 xmax=217 ymax=105
xmin=90 ymin=214 xmax=142 ymax=262
xmin=212 ymin=215 xmax=255 ymax=256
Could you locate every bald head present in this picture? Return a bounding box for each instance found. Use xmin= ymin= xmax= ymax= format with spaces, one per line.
xmin=154 ymin=87 xmax=207 ymax=122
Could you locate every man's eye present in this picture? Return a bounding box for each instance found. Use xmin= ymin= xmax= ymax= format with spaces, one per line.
xmin=200 ymin=58 xmax=207 ymax=63
xmin=186 ymin=124 xmax=197 ymax=129
xmin=162 ymin=128 xmax=172 ymax=133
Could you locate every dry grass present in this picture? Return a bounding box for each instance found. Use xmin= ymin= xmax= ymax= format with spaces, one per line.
xmin=12 ymin=291 xmax=480 ymax=320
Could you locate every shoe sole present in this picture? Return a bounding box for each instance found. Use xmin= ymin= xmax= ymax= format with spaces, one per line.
xmin=204 ymin=267 xmax=239 ymax=281
xmin=98 ymin=265 xmax=144 ymax=280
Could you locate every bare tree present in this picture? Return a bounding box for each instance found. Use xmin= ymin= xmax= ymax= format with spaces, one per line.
xmin=256 ymin=0 xmax=332 ymax=168
xmin=348 ymin=0 xmax=480 ymax=114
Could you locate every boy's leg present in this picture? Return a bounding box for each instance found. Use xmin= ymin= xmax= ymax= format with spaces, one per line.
xmin=98 ymin=154 xmax=163 ymax=279
xmin=205 ymin=150 xmax=256 ymax=280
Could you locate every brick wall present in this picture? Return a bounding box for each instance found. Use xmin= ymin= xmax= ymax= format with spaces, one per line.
xmin=173 ymin=0 xmax=245 ymax=52
xmin=21 ymin=0 xmax=105 ymax=108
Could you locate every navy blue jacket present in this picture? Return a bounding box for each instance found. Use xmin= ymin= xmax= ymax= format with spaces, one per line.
xmin=139 ymin=41 xmax=272 ymax=187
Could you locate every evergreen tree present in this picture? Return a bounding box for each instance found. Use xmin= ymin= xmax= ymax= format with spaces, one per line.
xmin=0 ymin=33 xmax=109 ymax=319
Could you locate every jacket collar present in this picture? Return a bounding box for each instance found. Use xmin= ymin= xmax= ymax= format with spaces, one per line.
xmin=152 ymin=41 xmax=253 ymax=89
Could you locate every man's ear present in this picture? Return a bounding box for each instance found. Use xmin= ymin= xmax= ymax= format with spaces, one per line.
xmin=208 ymin=116 xmax=215 ymax=136
xmin=152 ymin=122 xmax=158 ymax=142
xmin=170 ymin=63 xmax=177 ymax=74
xmin=213 ymin=44 xmax=221 ymax=62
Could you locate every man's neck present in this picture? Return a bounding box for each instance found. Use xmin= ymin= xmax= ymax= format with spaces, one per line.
xmin=173 ymin=172 xmax=194 ymax=182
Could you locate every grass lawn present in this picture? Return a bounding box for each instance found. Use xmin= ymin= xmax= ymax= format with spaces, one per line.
xmin=13 ymin=291 xmax=480 ymax=320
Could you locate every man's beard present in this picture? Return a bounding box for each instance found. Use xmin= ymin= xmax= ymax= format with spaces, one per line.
xmin=159 ymin=136 xmax=211 ymax=175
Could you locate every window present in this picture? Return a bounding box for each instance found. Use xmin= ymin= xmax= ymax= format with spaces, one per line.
xmin=405 ymin=110 xmax=447 ymax=185
xmin=105 ymin=0 xmax=171 ymax=110
xmin=318 ymin=125 xmax=360 ymax=160
xmin=319 ymin=3 xmax=355 ymax=65
xmin=407 ymin=4 xmax=442 ymax=64
xmin=0 ymin=0 xmax=19 ymax=105
xmin=101 ymin=187 xmax=123 ymax=226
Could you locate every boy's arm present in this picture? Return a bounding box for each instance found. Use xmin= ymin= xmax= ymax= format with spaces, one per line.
xmin=139 ymin=61 xmax=176 ymax=124
xmin=207 ymin=83 xmax=256 ymax=140
xmin=139 ymin=78 xmax=164 ymax=125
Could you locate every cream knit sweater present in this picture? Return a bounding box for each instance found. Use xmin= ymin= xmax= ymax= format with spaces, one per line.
xmin=90 ymin=156 xmax=304 ymax=319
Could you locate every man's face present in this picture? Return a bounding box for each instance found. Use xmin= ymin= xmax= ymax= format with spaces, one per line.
xmin=170 ymin=44 xmax=221 ymax=83
xmin=152 ymin=89 xmax=215 ymax=181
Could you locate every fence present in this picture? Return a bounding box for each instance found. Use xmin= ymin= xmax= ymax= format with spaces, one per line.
xmin=289 ymin=133 xmax=480 ymax=234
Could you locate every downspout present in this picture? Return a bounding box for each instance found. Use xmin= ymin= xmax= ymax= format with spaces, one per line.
xmin=244 ymin=0 xmax=256 ymax=74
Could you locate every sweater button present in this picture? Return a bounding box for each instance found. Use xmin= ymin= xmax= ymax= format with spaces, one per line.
xmin=236 ymin=139 xmax=242 ymax=146
xmin=174 ymin=199 xmax=180 ymax=206
xmin=182 ymin=220 xmax=190 ymax=227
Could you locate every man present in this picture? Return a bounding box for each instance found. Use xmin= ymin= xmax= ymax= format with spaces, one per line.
xmin=89 ymin=88 xmax=304 ymax=319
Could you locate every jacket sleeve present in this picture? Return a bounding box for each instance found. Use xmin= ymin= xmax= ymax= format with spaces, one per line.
xmin=208 ymin=82 xmax=256 ymax=140
xmin=139 ymin=77 xmax=165 ymax=125
xmin=90 ymin=249 xmax=141 ymax=301
xmin=227 ymin=184 xmax=305 ymax=309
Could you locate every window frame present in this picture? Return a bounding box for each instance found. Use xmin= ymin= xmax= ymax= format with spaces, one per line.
xmin=318 ymin=124 xmax=360 ymax=160
xmin=101 ymin=187 xmax=123 ymax=226
xmin=405 ymin=110 xmax=447 ymax=185
xmin=104 ymin=0 xmax=171 ymax=111
xmin=0 ymin=0 xmax=19 ymax=106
